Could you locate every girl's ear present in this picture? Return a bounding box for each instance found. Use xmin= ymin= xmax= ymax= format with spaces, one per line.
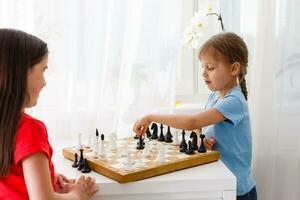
xmin=231 ymin=62 xmax=240 ymax=76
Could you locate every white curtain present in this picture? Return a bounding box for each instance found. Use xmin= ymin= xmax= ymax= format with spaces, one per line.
xmin=250 ymin=0 xmax=300 ymax=199
xmin=0 ymin=0 xmax=182 ymax=140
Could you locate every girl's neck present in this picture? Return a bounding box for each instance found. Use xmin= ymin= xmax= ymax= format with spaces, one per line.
xmin=218 ymin=82 xmax=238 ymax=99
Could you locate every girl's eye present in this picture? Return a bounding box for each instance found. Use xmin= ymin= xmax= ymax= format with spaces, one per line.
xmin=207 ymin=65 xmax=215 ymax=70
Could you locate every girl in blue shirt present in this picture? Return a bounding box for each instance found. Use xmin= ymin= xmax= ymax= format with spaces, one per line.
xmin=133 ymin=32 xmax=257 ymax=200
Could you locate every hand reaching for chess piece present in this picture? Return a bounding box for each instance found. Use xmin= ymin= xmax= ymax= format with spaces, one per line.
xmin=203 ymin=138 xmax=216 ymax=150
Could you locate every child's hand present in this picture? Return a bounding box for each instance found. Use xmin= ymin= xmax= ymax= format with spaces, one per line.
xmin=68 ymin=175 xmax=99 ymax=200
xmin=204 ymin=138 xmax=216 ymax=150
xmin=55 ymin=173 xmax=70 ymax=193
xmin=133 ymin=115 xmax=151 ymax=136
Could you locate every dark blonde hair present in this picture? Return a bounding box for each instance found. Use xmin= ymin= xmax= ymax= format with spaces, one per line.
xmin=199 ymin=32 xmax=249 ymax=100
xmin=0 ymin=29 xmax=48 ymax=177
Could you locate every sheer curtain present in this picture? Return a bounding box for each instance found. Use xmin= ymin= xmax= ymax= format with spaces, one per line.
xmin=250 ymin=0 xmax=300 ymax=199
xmin=0 ymin=0 xmax=182 ymax=140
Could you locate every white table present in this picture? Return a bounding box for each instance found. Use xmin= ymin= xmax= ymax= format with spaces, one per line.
xmin=52 ymin=141 xmax=236 ymax=200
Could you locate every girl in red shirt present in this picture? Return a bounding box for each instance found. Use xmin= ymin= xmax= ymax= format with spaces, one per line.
xmin=0 ymin=29 xmax=99 ymax=200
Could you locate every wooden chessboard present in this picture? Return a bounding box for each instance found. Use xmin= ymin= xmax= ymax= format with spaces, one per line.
xmin=62 ymin=137 xmax=220 ymax=183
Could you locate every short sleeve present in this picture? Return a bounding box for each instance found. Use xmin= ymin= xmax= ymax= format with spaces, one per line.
xmin=14 ymin=119 xmax=50 ymax=165
xmin=213 ymin=95 xmax=244 ymax=126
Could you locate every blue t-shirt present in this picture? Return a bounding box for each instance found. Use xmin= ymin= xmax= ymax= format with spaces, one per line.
xmin=202 ymin=85 xmax=256 ymax=195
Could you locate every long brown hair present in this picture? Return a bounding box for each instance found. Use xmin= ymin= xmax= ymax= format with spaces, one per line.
xmin=0 ymin=29 xmax=48 ymax=177
xmin=199 ymin=32 xmax=249 ymax=100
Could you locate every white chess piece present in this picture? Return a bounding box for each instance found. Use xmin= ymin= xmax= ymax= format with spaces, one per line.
xmin=77 ymin=133 xmax=82 ymax=150
xmin=121 ymin=143 xmax=128 ymax=157
xmin=93 ymin=133 xmax=99 ymax=157
xmin=143 ymin=137 xmax=151 ymax=157
xmin=156 ymin=142 xmax=165 ymax=163
xmin=135 ymin=152 xmax=145 ymax=168
xmin=99 ymin=135 xmax=106 ymax=160
xmin=109 ymin=132 xmax=117 ymax=150
xmin=125 ymin=151 xmax=134 ymax=170
xmin=172 ymin=130 xmax=180 ymax=146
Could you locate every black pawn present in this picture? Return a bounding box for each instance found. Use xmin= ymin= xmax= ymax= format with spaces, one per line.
xmin=134 ymin=134 xmax=139 ymax=139
xmin=185 ymin=140 xmax=195 ymax=155
xmin=101 ymin=133 xmax=105 ymax=141
xmin=179 ymin=130 xmax=186 ymax=148
xmin=96 ymin=128 xmax=99 ymax=137
xmin=198 ymin=134 xmax=207 ymax=153
xmin=78 ymin=149 xmax=84 ymax=170
xmin=158 ymin=124 xmax=165 ymax=142
xmin=146 ymin=127 xmax=152 ymax=138
xmin=136 ymin=136 xmax=145 ymax=149
xmin=150 ymin=123 xmax=158 ymax=139
xmin=165 ymin=126 xmax=173 ymax=143
xmin=72 ymin=153 xmax=78 ymax=168
xmin=81 ymin=158 xmax=91 ymax=173
xmin=179 ymin=130 xmax=187 ymax=152
xmin=190 ymin=131 xmax=198 ymax=150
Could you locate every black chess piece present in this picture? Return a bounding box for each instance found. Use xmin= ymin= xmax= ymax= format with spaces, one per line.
xmin=150 ymin=123 xmax=158 ymax=139
xmin=81 ymin=158 xmax=91 ymax=173
xmin=72 ymin=153 xmax=78 ymax=168
xmin=101 ymin=133 xmax=104 ymax=141
xmin=185 ymin=140 xmax=195 ymax=155
xmin=198 ymin=134 xmax=207 ymax=153
xmin=165 ymin=126 xmax=173 ymax=143
xmin=158 ymin=124 xmax=165 ymax=142
xmin=190 ymin=131 xmax=198 ymax=150
xmin=179 ymin=130 xmax=187 ymax=152
xmin=179 ymin=130 xmax=186 ymax=148
xmin=137 ymin=135 xmax=145 ymax=149
xmin=146 ymin=127 xmax=152 ymax=138
xmin=78 ymin=149 xmax=85 ymax=170
xmin=133 ymin=135 xmax=139 ymax=139
xmin=96 ymin=128 xmax=99 ymax=137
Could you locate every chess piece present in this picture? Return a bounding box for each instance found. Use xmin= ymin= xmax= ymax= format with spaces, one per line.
xmin=185 ymin=140 xmax=195 ymax=155
xmin=93 ymin=129 xmax=99 ymax=157
xmin=81 ymin=158 xmax=91 ymax=173
xmin=109 ymin=132 xmax=117 ymax=150
xmin=135 ymin=152 xmax=145 ymax=168
xmin=179 ymin=130 xmax=186 ymax=148
xmin=78 ymin=149 xmax=85 ymax=170
xmin=198 ymin=134 xmax=207 ymax=153
xmin=165 ymin=126 xmax=173 ymax=143
xmin=146 ymin=127 xmax=152 ymax=138
xmin=156 ymin=143 xmax=165 ymax=163
xmin=136 ymin=136 xmax=145 ymax=150
xmin=190 ymin=131 xmax=198 ymax=150
xmin=121 ymin=143 xmax=128 ymax=157
xmin=172 ymin=130 xmax=180 ymax=146
xmin=125 ymin=151 xmax=134 ymax=170
xmin=99 ymin=134 xmax=107 ymax=160
xmin=133 ymin=134 xmax=139 ymax=139
xmin=77 ymin=133 xmax=82 ymax=150
xmin=179 ymin=130 xmax=187 ymax=152
xmin=150 ymin=123 xmax=158 ymax=139
xmin=72 ymin=153 xmax=78 ymax=168
xmin=143 ymin=137 xmax=151 ymax=157
xmin=158 ymin=124 xmax=165 ymax=142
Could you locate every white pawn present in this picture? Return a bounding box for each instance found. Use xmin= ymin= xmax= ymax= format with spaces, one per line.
xmin=135 ymin=152 xmax=145 ymax=168
xmin=121 ymin=143 xmax=128 ymax=157
xmin=143 ymin=137 xmax=151 ymax=157
xmin=77 ymin=133 xmax=83 ymax=150
xmin=93 ymin=138 xmax=99 ymax=158
xmin=109 ymin=132 xmax=117 ymax=150
xmin=125 ymin=151 xmax=134 ymax=170
xmin=99 ymin=134 xmax=106 ymax=159
xmin=172 ymin=130 xmax=180 ymax=146
xmin=156 ymin=142 xmax=165 ymax=163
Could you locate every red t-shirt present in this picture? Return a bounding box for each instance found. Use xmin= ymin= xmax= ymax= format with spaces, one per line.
xmin=0 ymin=113 xmax=56 ymax=200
